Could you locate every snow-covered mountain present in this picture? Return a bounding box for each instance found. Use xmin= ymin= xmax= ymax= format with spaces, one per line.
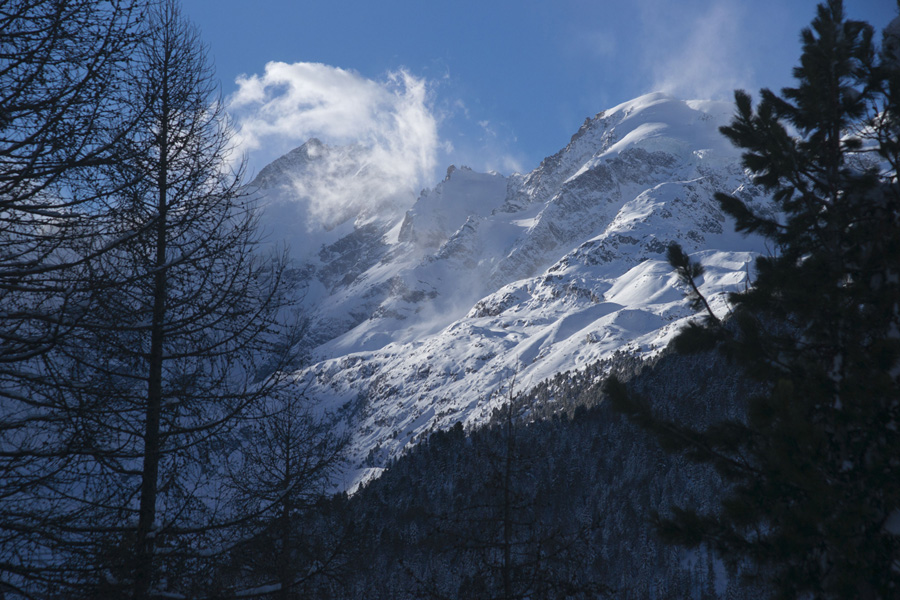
xmin=250 ymin=92 xmax=773 ymax=491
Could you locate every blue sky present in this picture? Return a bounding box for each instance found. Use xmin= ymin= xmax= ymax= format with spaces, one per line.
xmin=183 ymin=0 xmax=896 ymax=186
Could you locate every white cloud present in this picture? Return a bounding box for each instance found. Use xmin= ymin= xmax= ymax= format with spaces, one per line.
xmin=478 ymin=120 xmax=495 ymax=138
xmin=487 ymin=154 xmax=526 ymax=175
xmin=228 ymin=62 xmax=440 ymax=227
xmin=453 ymin=98 xmax=470 ymax=120
xmin=643 ymin=0 xmax=753 ymax=101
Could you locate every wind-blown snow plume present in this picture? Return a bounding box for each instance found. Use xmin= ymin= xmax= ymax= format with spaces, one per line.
xmin=228 ymin=63 xmax=439 ymax=226
xmin=642 ymin=0 xmax=752 ymax=101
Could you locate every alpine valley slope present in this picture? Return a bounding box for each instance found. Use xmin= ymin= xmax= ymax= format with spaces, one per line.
xmin=250 ymin=92 xmax=774 ymax=491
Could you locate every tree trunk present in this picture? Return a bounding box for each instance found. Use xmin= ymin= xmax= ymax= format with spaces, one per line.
xmin=502 ymin=402 xmax=513 ymax=600
xmin=134 ymin=84 xmax=169 ymax=600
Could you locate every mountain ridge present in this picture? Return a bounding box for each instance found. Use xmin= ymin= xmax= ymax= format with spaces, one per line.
xmin=249 ymin=92 xmax=773 ymax=491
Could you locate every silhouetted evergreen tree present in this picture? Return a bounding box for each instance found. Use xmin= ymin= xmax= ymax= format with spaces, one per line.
xmin=609 ymin=2 xmax=900 ymax=598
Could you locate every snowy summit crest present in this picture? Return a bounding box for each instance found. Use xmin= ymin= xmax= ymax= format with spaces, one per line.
xmin=251 ymin=92 xmax=772 ymax=491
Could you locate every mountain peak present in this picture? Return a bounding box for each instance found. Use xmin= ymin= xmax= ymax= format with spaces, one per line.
xmin=248 ymin=93 xmax=771 ymax=491
xmin=250 ymin=137 xmax=333 ymax=189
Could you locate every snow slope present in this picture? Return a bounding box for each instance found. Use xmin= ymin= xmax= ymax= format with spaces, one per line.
xmin=252 ymin=92 xmax=773 ymax=491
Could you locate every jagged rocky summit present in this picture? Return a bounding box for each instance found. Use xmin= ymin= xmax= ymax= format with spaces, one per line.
xmin=250 ymin=92 xmax=774 ymax=491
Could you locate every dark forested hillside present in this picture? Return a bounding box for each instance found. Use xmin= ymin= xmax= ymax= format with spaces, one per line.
xmin=272 ymin=347 xmax=765 ymax=599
